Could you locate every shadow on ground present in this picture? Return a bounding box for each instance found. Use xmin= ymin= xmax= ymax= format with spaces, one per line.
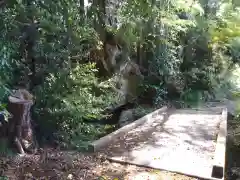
xmin=226 ymin=117 xmax=240 ymax=180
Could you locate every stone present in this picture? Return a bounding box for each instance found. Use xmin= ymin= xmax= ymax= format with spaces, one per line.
xmin=118 ymin=109 xmax=134 ymax=127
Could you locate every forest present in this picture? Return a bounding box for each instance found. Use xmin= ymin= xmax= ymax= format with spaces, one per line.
xmin=0 ymin=0 xmax=240 ymax=179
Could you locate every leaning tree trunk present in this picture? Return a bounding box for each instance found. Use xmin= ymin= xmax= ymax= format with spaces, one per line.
xmin=7 ymin=95 xmax=37 ymax=154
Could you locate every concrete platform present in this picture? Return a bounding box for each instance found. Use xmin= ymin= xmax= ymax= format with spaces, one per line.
xmin=90 ymin=106 xmax=227 ymax=180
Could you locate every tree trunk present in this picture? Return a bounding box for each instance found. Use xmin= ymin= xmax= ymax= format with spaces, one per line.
xmin=93 ymin=0 xmax=106 ymax=41
xmin=79 ymin=0 xmax=85 ymax=21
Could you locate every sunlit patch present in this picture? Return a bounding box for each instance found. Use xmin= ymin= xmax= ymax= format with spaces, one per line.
xmin=127 ymin=172 xmax=163 ymax=180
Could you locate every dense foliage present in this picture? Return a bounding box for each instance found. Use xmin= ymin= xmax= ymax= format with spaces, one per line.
xmin=0 ymin=0 xmax=239 ymax=149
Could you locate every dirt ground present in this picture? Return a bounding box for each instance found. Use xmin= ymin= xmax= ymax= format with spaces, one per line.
xmin=0 ymin=148 xmax=199 ymax=180
xmin=0 ymin=117 xmax=240 ymax=180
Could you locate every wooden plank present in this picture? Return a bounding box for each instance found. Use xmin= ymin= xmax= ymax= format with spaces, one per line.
xmin=211 ymin=107 xmax=227 ymax=179
xmin=103 ymin=106 xmax=227 ymax=180
xmin=88 ymin=106 xmax=168 ymax=152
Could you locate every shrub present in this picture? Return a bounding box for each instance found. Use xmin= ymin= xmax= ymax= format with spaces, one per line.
xmin=33 ymin=63 xmax=118 ymax=150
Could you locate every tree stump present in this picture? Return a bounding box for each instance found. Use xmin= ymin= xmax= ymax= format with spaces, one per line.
xmin=7 ymin=91 xmax=37 ymax=154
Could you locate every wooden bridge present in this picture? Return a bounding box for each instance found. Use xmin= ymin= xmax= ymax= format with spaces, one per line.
xmin=89 ymin=106 xmax=227 ymax=180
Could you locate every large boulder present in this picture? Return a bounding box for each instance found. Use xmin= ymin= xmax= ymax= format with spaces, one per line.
xmin=118 ymin=109 xmax=134 ymax=128
xmin=118 ymin=106 xmax=154 ymax=128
